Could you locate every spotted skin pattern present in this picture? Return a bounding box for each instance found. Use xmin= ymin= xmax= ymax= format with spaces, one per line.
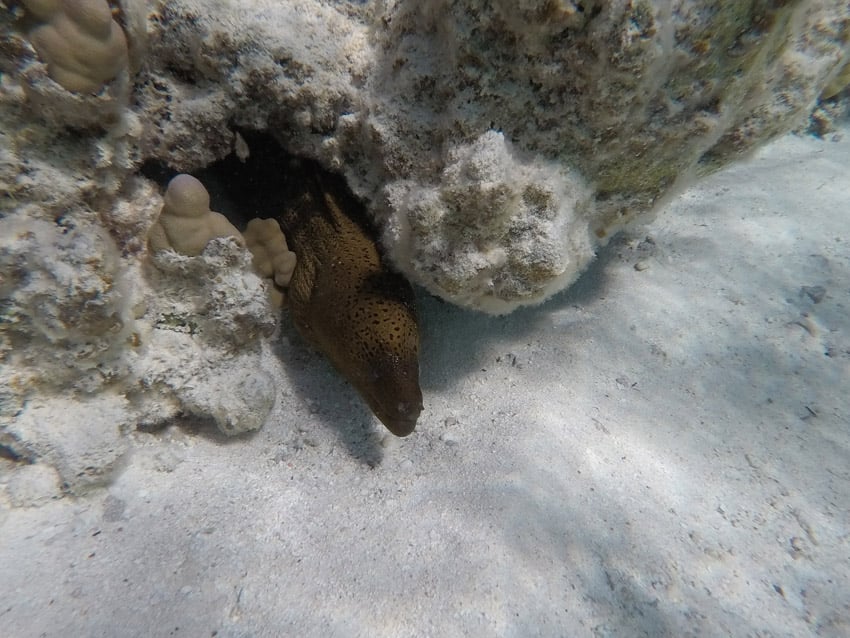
xmin=278 ymin=169 xmax=423 ymax=436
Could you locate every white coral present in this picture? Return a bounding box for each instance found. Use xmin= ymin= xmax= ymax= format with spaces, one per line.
xmin=0 ymin=214 xmax=135 ymax=393
xmin=141 ymin=237 xmax=278 ymax=435
xmin=383 ymin=131 xmax=594 ymax=313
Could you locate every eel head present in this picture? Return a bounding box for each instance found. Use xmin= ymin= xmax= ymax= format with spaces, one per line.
xmin=291 ymin=258 xmax=423 ymax=437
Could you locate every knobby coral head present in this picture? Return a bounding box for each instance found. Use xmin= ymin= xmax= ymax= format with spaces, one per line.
xmin=148 ymin=174 xmax=243 ymax=257
xmin=23 ymin=0 xmax=129 ymax=94
xmin=162 ymin=174 xmax=211 ymax=219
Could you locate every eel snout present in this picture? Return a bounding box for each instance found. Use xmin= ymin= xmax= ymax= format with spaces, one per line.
xmin=356 ymin=351 xmax=423 ymax=437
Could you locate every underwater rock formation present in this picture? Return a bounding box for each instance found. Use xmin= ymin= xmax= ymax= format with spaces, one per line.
xmin=1 ymin=0 xmax=848 ymax=494
xmin=121 ymin=0 xmax=850 ymax=312
xmin=141 ymin=237 xmax=278 ymax=436
xmin=367 ymin=0 xmax=850 ymax=311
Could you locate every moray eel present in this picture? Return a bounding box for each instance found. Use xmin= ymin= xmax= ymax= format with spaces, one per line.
xmin=277 ymin=166 xmax=423 ymax=437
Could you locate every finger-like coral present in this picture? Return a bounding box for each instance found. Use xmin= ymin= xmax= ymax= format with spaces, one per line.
xmin=243 ymin=218 xmax=297 ymax=287
xmin=22 ymin=0 xmax=129 ymax=94
xmin=148 ymin=174 xmax=244 ymax=257
xmin=243 ymin=217 xmax=297 ymax=307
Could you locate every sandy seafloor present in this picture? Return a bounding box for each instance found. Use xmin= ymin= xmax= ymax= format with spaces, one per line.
xmin=1 ymin=128 xmax=849 ymax=638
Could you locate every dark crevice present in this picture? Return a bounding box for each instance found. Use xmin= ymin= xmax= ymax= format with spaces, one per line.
xmin=139 ymin=130 xmax=306 ymax=230
xmin=140 ymin=129 xmax=376 ymax=236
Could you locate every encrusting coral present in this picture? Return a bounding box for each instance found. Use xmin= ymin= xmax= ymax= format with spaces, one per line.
xmin=22 ymin=0 xmax=129 ymax=94
xmin=140 ymin=236 xmax=278 ymax=437
xmin=147 ymin=174 xmax=244 ymax=257
xmin=242 ymin=218 xmax=297 ymax=308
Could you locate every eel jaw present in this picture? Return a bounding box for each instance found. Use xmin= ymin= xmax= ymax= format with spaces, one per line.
xmin=356 ymin=364 xmax=423 ymax=437
xmin=370 ymin=394 xmax=423 ymax=437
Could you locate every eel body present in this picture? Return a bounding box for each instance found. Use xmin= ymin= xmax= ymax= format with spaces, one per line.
xmin=277 ymin=167 xmax=423 ymax=436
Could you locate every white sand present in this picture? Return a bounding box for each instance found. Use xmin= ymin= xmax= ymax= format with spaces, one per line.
xmin=1 ymin=129 xmax=848 ymax=637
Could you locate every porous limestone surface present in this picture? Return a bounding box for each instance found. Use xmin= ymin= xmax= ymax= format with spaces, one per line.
xmin=0 ymin=215 xmax=136 ymax=395
xmin=1 ymin=1 xmax=849 ymax=497
xmin=131 ymin=0 xmax=850 ymax=312
xmin=366 ymin=1 xmax=850 ymax=311
xmin=0 ymin=228 xmax=280 ymax=493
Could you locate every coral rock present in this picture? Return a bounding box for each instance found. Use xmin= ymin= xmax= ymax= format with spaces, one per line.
xmin=128 ymin=0 xmax=850 ymax=312
xmin=0 ymin=215 xmax=135 ymax=394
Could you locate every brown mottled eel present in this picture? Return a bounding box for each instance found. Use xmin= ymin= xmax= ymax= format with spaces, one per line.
xmin=276 ymin=166 xmax=423 ymax=436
